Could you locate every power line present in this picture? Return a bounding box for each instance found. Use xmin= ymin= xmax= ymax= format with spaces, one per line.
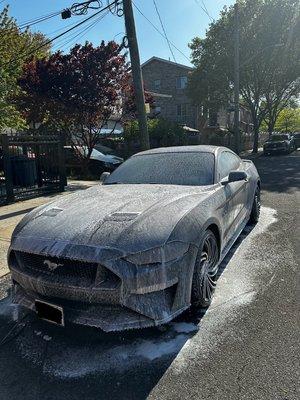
xmin=0 ymin=10 xmax=63 ymax=38
xmin=19 ymin=10 xmax=60 ymax=26
xmin=18 ymin=11 xmax=62 ymax=30
xmin=43 ymin=15 xmax=89 ymax=37
xmin=53 ymin=10 xmax=109 ymax=52
xmin=132 ymin=1 xmax=190 ymax=63
xmin=2 ymin=1 xmax=117 ymax=68
xmin=152 ymin=0 xmax=176 ymax=63
xmin=200 ymin=0 xmax=211 ymax=18
xmin=27 ymin=1 xmax=117 ymax=58
xmin=194 ymin=0 xmax=214 ymax=22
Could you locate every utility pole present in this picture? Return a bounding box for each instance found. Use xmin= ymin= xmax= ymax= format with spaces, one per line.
xmin=123 ymin=0 xmax=150 ymax=150
xmin=233 ymin=2 xmax=240 ymax=154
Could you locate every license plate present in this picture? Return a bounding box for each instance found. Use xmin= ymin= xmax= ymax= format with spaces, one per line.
xmin=35 ymin=299 xmax=64 ymax=326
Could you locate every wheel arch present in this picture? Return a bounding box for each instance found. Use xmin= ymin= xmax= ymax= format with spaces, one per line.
xmin=201 ymin=218 xmax=222 ymax=257
xmin=206 ymin=223 xmax=221 ymax=255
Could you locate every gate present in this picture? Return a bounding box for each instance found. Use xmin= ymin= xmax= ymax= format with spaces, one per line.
xmin=0 ymin=133 xmax=66 ymax=205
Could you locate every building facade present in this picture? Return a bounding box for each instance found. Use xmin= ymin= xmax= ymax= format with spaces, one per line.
xmin=141 ymin=56 xmax=253 ymax=134
xmin=141 ymin=57 xmax=198 ymax=129
xmin=208 ymin=105 xmax=254 ymax=133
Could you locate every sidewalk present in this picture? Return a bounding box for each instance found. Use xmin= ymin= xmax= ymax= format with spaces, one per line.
xmin=240 ymin=147 xmax=263 ymax=158
xmin=0 ymin=180 xmax=97 ymax=278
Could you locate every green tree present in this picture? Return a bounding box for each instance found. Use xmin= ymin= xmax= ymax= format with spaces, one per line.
xmin=0 ymin=6 xmax=49 ymax=130
xmin=188 ymin=0 xmax=300 ymax=153
xmin=124 ymin=118 xmax=187 ymax=156
xmin=274 ymin=108 xmax=300 ymax=132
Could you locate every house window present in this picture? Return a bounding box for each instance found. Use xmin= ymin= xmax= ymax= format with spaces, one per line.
xmin=154 ymin=79 xmax=161 ymax=90
xmin=177 ymin=104 xmax=188 ymax=119
xmin=176 ymin=76 xmax=187 ymax=89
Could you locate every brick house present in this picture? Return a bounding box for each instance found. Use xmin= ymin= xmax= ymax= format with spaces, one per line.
xmin=141 ymin=57 xmax=198 ymax=129
xmin=208 ymin=105 xmax=254 ymax=134
xmin=141 ymin=56 xmax=253 ymax=135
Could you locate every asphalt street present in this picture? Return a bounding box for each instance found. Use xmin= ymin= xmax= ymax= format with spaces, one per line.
xmin=0 ymin=150 xmax=299 ymax=400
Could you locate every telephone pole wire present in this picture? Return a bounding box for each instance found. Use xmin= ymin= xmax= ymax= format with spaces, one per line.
xmin=123 ymin=0 xmax=150 ymax=150
xmin=234 ymin=2 xmax=240 ymax=154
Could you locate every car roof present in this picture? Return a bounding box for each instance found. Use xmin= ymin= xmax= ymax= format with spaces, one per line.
xmin=134 ymin=145 xmax=227 ymax=157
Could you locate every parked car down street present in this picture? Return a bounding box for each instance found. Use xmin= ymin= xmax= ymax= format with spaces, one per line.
xmin=64 ymin=145 xmax=123 ymax=175
xmin=263 ymin=133 xmax=295 ymax=155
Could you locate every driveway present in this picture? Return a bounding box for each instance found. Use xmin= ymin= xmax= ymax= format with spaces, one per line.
xmin=0 ymin=151 xmax=299 ymax=400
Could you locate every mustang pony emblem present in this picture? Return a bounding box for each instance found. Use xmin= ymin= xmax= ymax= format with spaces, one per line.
xmin=43 ymin=260 xmax=63 ymax=271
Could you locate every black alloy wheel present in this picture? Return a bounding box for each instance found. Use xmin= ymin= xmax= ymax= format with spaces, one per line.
xmin=191 ymin=230 xmax=219 ymax=309
xmin=249 ymin=185 xmax=261 ymax=224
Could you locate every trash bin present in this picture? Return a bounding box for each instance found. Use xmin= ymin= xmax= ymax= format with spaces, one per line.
xmin=11 ymin=155 xmax=37 ymax=187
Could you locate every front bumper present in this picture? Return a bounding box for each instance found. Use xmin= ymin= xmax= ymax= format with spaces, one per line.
xmin=8 ymin=241 xmax=197 ymax=331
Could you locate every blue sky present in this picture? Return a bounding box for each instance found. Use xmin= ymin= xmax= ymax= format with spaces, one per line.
xmin=3 ymin=0 xmax=235 ymax=66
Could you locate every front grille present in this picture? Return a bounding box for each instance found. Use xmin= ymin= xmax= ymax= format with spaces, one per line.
xmin=13 ymin=251 xmax=99 ymax=287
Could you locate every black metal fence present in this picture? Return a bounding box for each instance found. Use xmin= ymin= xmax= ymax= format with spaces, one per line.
xmin=0 ymin=133 xmax=66 ymax=205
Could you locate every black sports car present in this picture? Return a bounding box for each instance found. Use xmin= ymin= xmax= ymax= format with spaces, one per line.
xmin=8 ymin=146 xmax=260 ymax=331
xmin=263 ymin=133 xmax=295 ymax=155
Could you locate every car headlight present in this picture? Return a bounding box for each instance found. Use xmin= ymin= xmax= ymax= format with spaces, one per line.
xmin=125 ymin=242 xmax=189 ymax=266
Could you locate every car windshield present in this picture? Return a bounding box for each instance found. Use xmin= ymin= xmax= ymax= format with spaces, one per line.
xmin=94 ymin=144 xmax=117 ymax=155
xmin=105 ymin=152 xmax=215 ymax=186
xmin=270 ymin=135 xmax=289 ymax=141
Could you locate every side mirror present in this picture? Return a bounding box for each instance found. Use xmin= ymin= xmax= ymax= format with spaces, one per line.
xmin=100 ymin=171 xmax=110 ymax=184
xmin=221 ymin=171 xmax=247 ymax=185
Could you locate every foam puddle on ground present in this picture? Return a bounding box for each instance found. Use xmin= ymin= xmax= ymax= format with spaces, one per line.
xmin=167 ymin=206 xmax=278 ymax=374
xmin=15 ymin=323 xmax=198 ymax=378
xmin=11 ymin=206 xmax=277 ymax=379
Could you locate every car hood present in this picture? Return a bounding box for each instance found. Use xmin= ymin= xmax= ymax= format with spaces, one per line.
xmin=11 ymin=184 xmax=214 ymax=258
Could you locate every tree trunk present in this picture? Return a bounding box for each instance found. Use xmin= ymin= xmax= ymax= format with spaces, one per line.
xmin=268 ymin=129 xmax=273 ymax=138
xmin=268 ymin=122 xmax=275 ymax=138
xmin=252 ymin=122 xmax=259 ymax=153
xmin=268 ymin=119 xmax=275 ymax=138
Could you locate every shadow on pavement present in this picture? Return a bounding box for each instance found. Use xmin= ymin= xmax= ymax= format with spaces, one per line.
xmin=0 ymin=224 xmax=254 ymax=400
xmin=0 ymin=208 xmax=35 ymax=221
xmin=249 ymin=150 xmax=300 ymax=194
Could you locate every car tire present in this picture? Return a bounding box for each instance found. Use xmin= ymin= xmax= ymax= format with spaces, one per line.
xmin=249 ymin=185 xmax=261 ymax=224
xmin=191 ymin=229 xmax=219 ymax=309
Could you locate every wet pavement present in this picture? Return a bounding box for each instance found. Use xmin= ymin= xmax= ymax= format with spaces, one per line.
xmin=0 ymin=151 xmax=299 ymax=400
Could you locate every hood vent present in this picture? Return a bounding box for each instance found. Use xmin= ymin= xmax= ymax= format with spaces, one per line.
xmin=41 ymin=208 xmax=63 ymax=217
xmin=104 ymin=212 xmax=141 ymax=222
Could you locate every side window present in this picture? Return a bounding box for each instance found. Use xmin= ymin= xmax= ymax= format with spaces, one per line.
xmin=218 ymin=152 xmax=241 ymax=181
xmin=176 ymin=76 xmax=187 ymax=89
xmin=154 ymin=79 xmax=161 ymax=90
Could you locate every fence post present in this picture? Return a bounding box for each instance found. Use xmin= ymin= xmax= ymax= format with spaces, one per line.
xmin=58 ymin=133 xmax=67 ymax=191
xmin=2 ymin=134 xmax=14 ymax=202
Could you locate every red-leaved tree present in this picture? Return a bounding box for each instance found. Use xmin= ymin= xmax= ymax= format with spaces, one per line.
xmin=16 ymin=40 xmax=152 ymax=172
